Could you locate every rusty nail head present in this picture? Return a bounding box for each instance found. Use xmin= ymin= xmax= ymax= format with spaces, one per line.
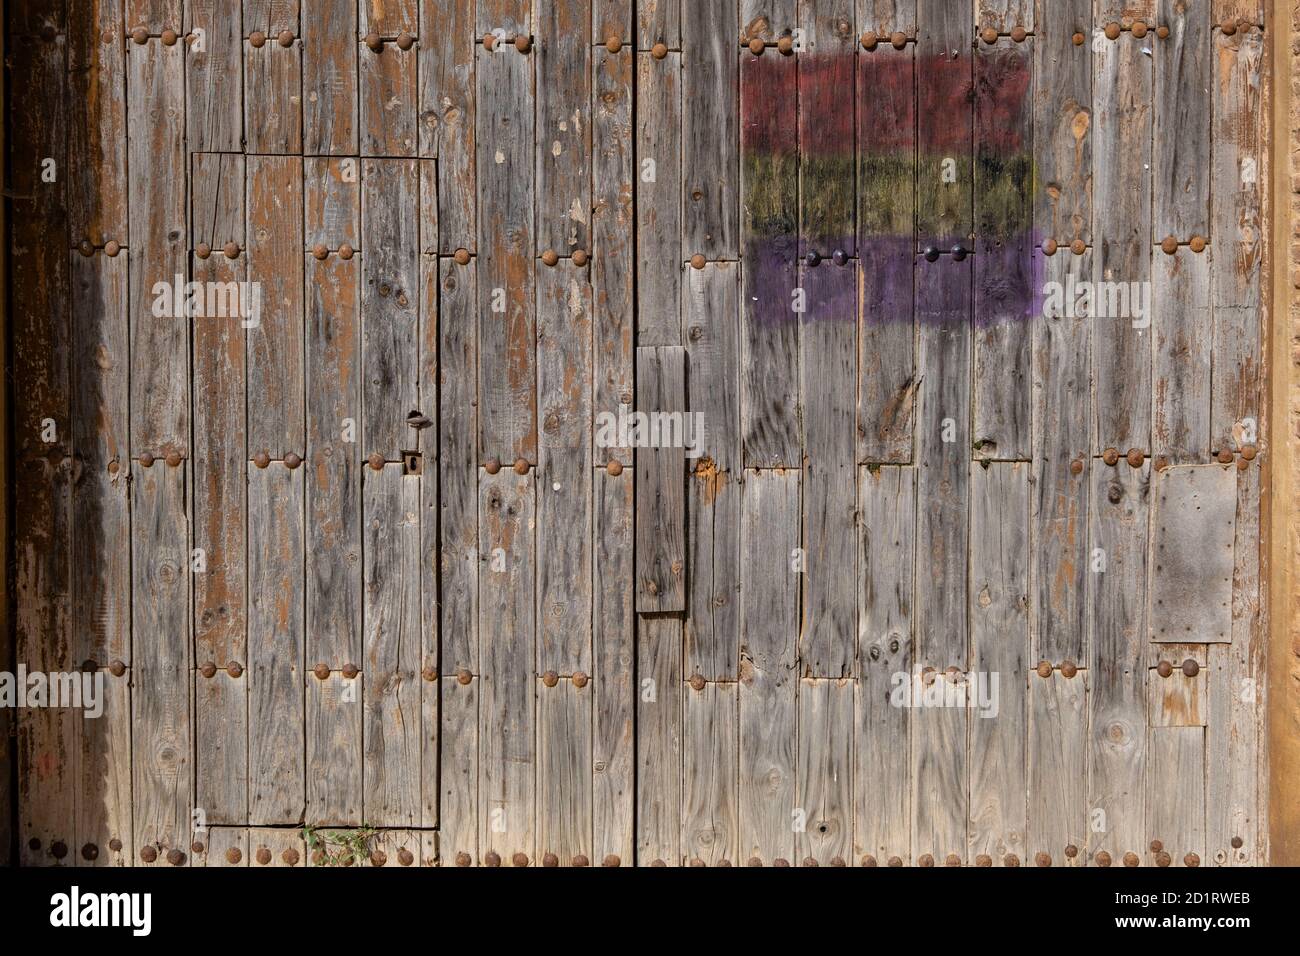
xmin=1132 ymin=21 xmax=1148 ymax=39
xmin=399 ymin=848 xmax=415 ymax=866
xmin=482 ymin=33 xmax=496 ymax=50
xmin=1242 ymin=444 xmax=1258 ymax=461
xmin=140 ymin=846 xmax=157 ymax=863
xmin=162 ymin=28 xmax=178 ymax=45
xmin=342 ymin=662 xmax=359 ymax=679
xmin=1105 ymin=22 xmax=1121 ymax=40
xmin=140 ymin=452 xmax=156 ymax=467
xmin=1011 ymin=26 xmax=1027 ymax=42
xmin=166 ymin=450 xmax=182 ymax=467
xmin=1222 ymin=19 xmax=1237 ymax=36
xmin=1184 ymin=852 xmax=1200 ymax=867
xmin=513 ymin=457 xmax=530 ymax=475
xmin=749 ymin=39 xmax=766 ymax=57
xmin=890 ymin=31 xmax=906 ymax=49
xmin=1071 ymin=239 xmax=1086 ymax=256
xmin=514 ymin=35 xmax=531 ymax=54
xmin=256 ymin=847 xmax=272 ymax=865
xmin=1157 ymin=26 xmax=1170 ymax=39
xmin=1096 ymin=850 xmax=1112 ymax=867
xmin=801 ymin=857 xmax=817 ymax=867
xmin=1035 ymin=852 xmax=1051 ymax=867
xmin=1065 ymin=844 xmax=1079 ymax=858
xmin=918 ymin=854 xmax=934 ymax=867
xmin=690 ymin=254 xmax=707 ymax=270
xmin=1036 ymin=660 xmax=1053 ymax=679
xmin=1156 ymin=851 xmax=1171 ymax=867
xmin=284 ymin=452 xmax=302 ymax=469
xmin=1126 ymin=448 xmax=1145 ymax=468
xmin=1217 ymin=448 xmax=1234 ymax=464
xmin=196 ymin=242 xmax=212 ymax=259
xmin=603 ymin=854 xmax=621 ymax=867
xmin=1103 ymin=447 xmax=1120 ymax=466
xmin=83 ymin=843 xmax=100 ymax=861
xmin=652 ymin=858 xmax=668 ymax=867
xmin=51 ymin=841 xmax=68 ymax=859
xmin=110 ymin=660 xmax=126 ymax=677
xmin=1060 ymin=660 xmax=1078 ymax=679
xmin=226 ymin=847 xmax=242 ymax=864
xmin=165 ymin=848 xmax=184 ymax=866
xmin=1070 ymin=459 xmax=1084 ymax=476
xmin=250 ymin=30 xmax=267 ymax=47
xmin=484 ymin=457 xmax=501 ymax=475
xmin=312 ymin=243 xmax=329 ymax=260
xmin=366 ymin=32 xmax=383 ymax=51
xmin=1237 ymin=457 xmax=1249 ymax=472
xmin=78 ymin=239 xmax=94 ymax=257
xmin=689 ymin=673 xmax=706 ymax=691
xmin=223 ymin=241 xmax=240 ymax=259
xmin=1157 ymin=660 xmax=1173 ymax=678
xmin=1182 ymin=659 xmax=1199 ymax=677
xmin=974 ymin=854 xmax=991 ymax=867
xmin=607 ymin=459 xmax=624 ymax=477
xmin=109 ymin=838 xmax=123 ymax=852
xmin=1190 ymin=235 xmax=1207 ymax=253
xmin=512 ymin=852 xmax=529 ymax=867
xmin=456 ymin=851 xmax=472 ymax=866
xmin=573 ymin=671 xmax=589 ymax=688
xmin=338 ymin=243 xmax=354 ymax=260
xmin=1161 ymin=235 xmax=1179 ymax=255
xmin=1005 ymin=853 xmax=1021 ymax=867
xmin=421 ymin=666 xmax=437 ymax=682
xmin=573 ymin=854 xmax=590 ymax=867
xmin=542 ymin=670 xmax=559 ymax=687
xmin=981 ymin=28 xmax=997 ymax=44
xmin=396 ymin=32 xmax=414 ymax=51
xmin=191 ymin=839 xmax=206 ymax=854
xmin=1123 ymin=851 xmax=1139 ymax=867
xmin=132 ymin=27 xmax=149 ymax=44
xmin=542 ymin=249 xmax=559 ymax=267
xmin=543 ymin=852 xmax=559 ymax=867
xmin=105 ymin=240 xmax=121 ymax=257
xmin=861 ymin=855 xmax=878 ymax=867
xmin=253 ymin=451 xmax=271 ymax=469
xmin=453 ymin=248 xmax=471 ymax=265
xmin=828 ymin=856 xmax=845 ymax=868
xmin=227 ymin=661 xmax=243 ymax=678
xmin=1150 ymin=839 xmax=1164 ymax=852
xmin=1231 ymin=836 xmax=1244 ymax=849
xmin=605 ymin=36 xmax=623 ymax=54
xmin=861 ymin=32 xmax=878 ymax=51
xmin=367 ymin=452 xmax=385 ymax=471
xmin=1042 ymin=238 xmax=1058 ymax=256
xmin=28 ymin=838 xmax=41 ymax=851
xmin=778 ymin=36 xmax=794 ymax=55
xmin=573 ymin=249 xmax=590 ymax=267
xmin=1072 ymin=32 xmax=1085 ymax=46
xmin=456 ymin=668 xmax=472 ymax=685
xmin=201 ymin=662 xmax=217 ymax=679
xmin=652 ymin=42 xmax=669 ymax=59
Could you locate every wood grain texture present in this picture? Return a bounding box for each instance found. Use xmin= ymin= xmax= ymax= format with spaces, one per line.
xmin=538 ymin=678 xmax=593 ymax=865
xmin=1149 ymin=464 xmax=1236 ymax=643
xmin=636 ymin=614 xmax=682 ymax=864
xmin=1153 ymin=0 xmax=1209 ymax=241
xmin=1153 ymin=245 xmax=1212 ymax=465
xmin=1032 ymin=0 xmax=1090 ymax=244
xmin=536 ymin=0 xmax=592 ymax=255
xmin=917 ymin=0 xmax=973 ymax=249
xmin=682 ymin=0 xmax=739 ymax=259
xmin=797 ymin=677 xmax=853 ymax=865
xmin=635 ymin=345 xmax=687 ymax=612
xmin=302 ymin=0 xmax=358 ymax=155
xmin=636 ymin=50 xmax=682 ymax=346
xmin=420 ymin=0 xmax=476 ymax=246
xmin=245 ymin=37 xmax=302 ymax=155
xmin=1029 ymin=670 xmax=1087 ymax=865
xmin=360 ymin=40 xmax=417 ymax=157
xmin=683 ymin=681 xmax=738 ymax=865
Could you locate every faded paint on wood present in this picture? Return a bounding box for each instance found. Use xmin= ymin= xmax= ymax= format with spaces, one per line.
xmin=917 ymin=0 xmax=972 ymax=249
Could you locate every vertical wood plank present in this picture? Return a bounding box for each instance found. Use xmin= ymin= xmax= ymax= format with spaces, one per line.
xmin=302 ymin=0 xmax=358 ymax=155
xmin=187 ymin=0 xmax=242 ymax=152
xmin=741 ymin=0 xmax=797 ymax=41
xmin=477 ymin=0 xmax=531 ymax=36
xmin=1147 ymin=726 xmax=1206 ymax=866
xmin=638 ymin=0 xmax=680 ymax=47
xmin=796 ymin=678 xmax=853 ymax=865
xmin=682 ymin=0 xmax=739 ymax=259
xmin=359 ymin=0 xmax=417 ymax=33
xmin=1032 ymin=0 xmax=1091 ymax=245
xmin=245 ymin=35 xmax=303 ymax=155
xmin=536 ymin=0 xmax=592 ymax=255
xmin=360 ymin=38 xmax=417 ymax=157
xmin=978 ymin=0 xmax=1033 ymax=31
xmin=1152 ymin=247 xmax=1212 ymax=464
xmin=68 ymin=0 xmax=127 ymax=247
xmin=1153 ymin=0 xmax=1209 ymax=242
xmin=636 ymin=49 xmax=682 ymax=345
xmin=917 ymin=0 xmax=973 ymax=249
xmin=306 ymin=671 xmax=363 ymax=824
xmin=244 ymin=0 xmax=299 ymax=33
xmin=683 ymin=681 xmax=739 ymax=865
xmin=637 ymin=616 xmax=681 ymax=865
xmin=420 ymin=0 xmax=476 ymax=248
xmin=798 ymin=0 xmax=856 ymax=259
xmin=538 ymin=678 xmax=594 ymax=865
xmin=78 ymin=671 xmax=132 ymax=867
xmin=440 ymin=674 xmax=479 ymax=864
xmin=635 ymin=345 xmax=687 ymax=612
xmin=1029 ymin=670 xmax=1088 ymax=865
xmin=196 ymin=668 xmax=247 ymax=826
xmin=858 ymin=0 xmax=917 ymax=35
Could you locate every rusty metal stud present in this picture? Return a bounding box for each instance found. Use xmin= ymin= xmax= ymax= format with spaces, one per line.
xmin=108 ymin=460 xmax=120 ymax=475
xmin=542 ymin=670 xmax=559 ymax=687
xmin=219 ymin=846 xmax=239 ymax=864
xmin=1182 ymin=658 xmax=1199 ymax=677
xmin=573 ymin=671 xmax=589 ymax=688
xmin=1132 ymin=21 xmax=1149 ymax=39
xmin=981 ymin=27 xmax=997 ymax=44
xmin=689 ymin=673 xmax=706 ymax=691
xmin=105 ymin=240 xmax=121 ymax=257
xmin=572 ymin=854 xmax=590 ymax=867
xmin=801 ymin=857 xmax=818 ymax=867
xmin=857 ymin=854 xmax=875 ymax=867
xmin=342 ymin=662 xmax=359 ymax=679
xmin=748 ymin=37 xmax=764 ymax=55
xmin=162 ymin=29 xmax=178 ymax=45
xmin=200 ymin=662 xmax=218 ymax=679
xmin=603 ymin=458 xmax=624 ymax=478
xmin=165 ymin=848 xmax=186 ymax=866
xmin=512 ymin=852 xmax=529 ymax=867
xmin=542 ymin=852 xmax=559 ymax=867
xmin=1042 ymin=238 xmax=1058 ymax=256
xmin=828 ymin=856 xmax=845 ymax=867
xmin=1070 ymin=239 xmax=1086 ymax=256
xmin=1072 ymin=32 xmax=1085 ymax=46
xmin=1035 ymin=852 xmax=1051 ymax=867
xmin=832 ymin=249 xmax=849 ymax=267
xmin=1004 ymin=853 xmax=1020 ymax=867
xmin=196 ymin=242 xmax=212 ymax=259
xmin=313 ymin=662 xmax=331 ymax=680
xmin=255 ymin=847 xmax=272 ymax=865
xmin=1156 ymin=660 xmax=1173 ymax=678
xmin=420 ymin=665 xmax=437 ymax=683
xmin=253 ymin=451 xmax=270 ymax=469
xmin=1157 ymin=26 xmax=1170 ymax=39
xmin=366 ymin=32 xmax=383 ymax=51
xmin=1096 ymin=850 xmax=1112 ymax=867
xmin=1150 ymin=839 xmax=1164 ymax=852
xmin=28 ymin=838 xmax=41 ymax=852
xmin=1011 ymin=26 xmax=1027 ymax=43
xmin=513 ymin=457 xmax=530 ymax=475
xmin=1221 ymin=19 xmax=1238 ymax=36
xmin=603 ymin=854 xmax=621 ymax=867
xmin=223 ymin=241 xmax=240 ymax=259
xmin=923 ymin=246 xmax=940 ymax=263
xmin=455 ymin=851 xmax=472 ymax=866
xmin=83 ymin=843 xmax=99 ymax=861
xmin=1231 ymin=836 xmax=1244 ymax=849
xmin=778 ymin=36 xmax=794 ymax=55
xmin=652 ymin=858 xmax=668 ymax=867
xmin=78 ymin=239 xmax=95 ymax=257
xmin=250 ymin=30 xmax=267 ymax=47
xmin=166 ymin=450 xmax=182 ymax=467
xmin=312 ymin=243 xmax=329 ymax=260
xmin=1064 ymin=844 xmax=1079 ymax=859
xmin=311 ymin=849 xmax=327 ymax=865
xmin=396 ymin=848 xmax=414 ymax=866
xmin=1190 ymin=235 xmax=1207 ymax=253
xmin=1126 ymin=448 xmax=1145 ymax=468
xmin=1237 ymin=457 xmax=1249 ymax=472
xmin=542 ymin=249 xmax=559 ymax=267
xmin=514 ymin=35 xmax=532 ymax=54
xmin=109 ymin=838 xmax=123 ymax=852
xmin=887 ymin=856 xmax=903 ymax=867
xmin=1217 ymin=448 xmax=1234 ymax=464
xmin=333 ymin=242 xmax=353 ymax=260
xmin=1103 ymin=447 xmax=1121 ymax=466
xmin=482 ymin=32 xmax=497 ymax=50
xmin=861 ymin=31 xmax=878 ymax=51
xmin=890 ymin=31 xmax=906 ymax=49
xmin=918 ymin=853 xmax=934 ymax=867
xmin=368 ymin=452 xmax=385 ymax=471
xmin=227 ymin=661 xmax=244 ymax=678
xmin=690 ymin=253 xmax=707 ymax=270
xmin=110 ymin=660 xmax=126 ymax=677
xmin=1242 ymin=444 xmax=1258 ymax=461
xmin=1155 ymin=851 xmax=1171 ymax=867
xmin=1160 ymin=234 xmax=1178 ymax=255
xmin=1123 ymin=851 xmax=1140 ymax=867
xmin=457 ymin=668 xmax=472 ymax=685
xmin=132 ymin=27 xmax=149 ymax=44
xmin=284 ymin=452 xmax=302 ymax=469
xmin=140 ymin=845 xmax=158 ymax=863
xmin=450 ymin=247 xmax=470 ymax=266
xmin=653 ymin=42 xmax=669 ymax=59
xmin=1061 ymin=660 xmax=1078 ymax=679
xmin=396 ymin=32 xmax=414 ymax=51
xmin=1070 ymin=458 xmax=1084 ymax=476
xmin=1036 ymin=660 xmax=1053 ymax=679
xmin=975 ymin=854 xmax=992 ymax=867
xmin=573 ymin=249 xmax=590 ymax=267
xmin=1104 ymin=22 xmax=1121 ymax=40
xmin=51 ymin=841 xmax=68 ymax=859
xmin=1184 ymin=852 xmax=1200 ymax=867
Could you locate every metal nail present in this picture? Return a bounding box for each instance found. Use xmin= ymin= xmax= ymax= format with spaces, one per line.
xmin=396 ymin=32 xmax=414 ymax=51
xmin=342 ymin=663 xmax=359 ymax=679
xmin=201 ymin=662 xmax=217 ymax=679
xmin=652 ymin=43 xmax=669 ymax=59
xmin=256 ymin=847 xmax=272 ymax=865
xmin=1126 ymin=448 xmax=1145 ymax=468
xmin=250 ymin=30 xmax=267 ymax=48
xmin=140 ymin=846 xmax=158 ymax=863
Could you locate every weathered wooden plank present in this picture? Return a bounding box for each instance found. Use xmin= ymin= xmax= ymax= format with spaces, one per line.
xmin=911 ymin=684 xmax=966 ymax=865
xmin=798 ymin=0 xmax=856 ymax=259
xmin=800 ymin=259 xmax=857 ymax=677
xmin=538 ymin=677 xmax=594 ymax=865
xmin=192 ymin=153 xmax=247 ymax=672
xmin=418 ymin=161 xmax=440 ymax=831
xmin=1153 ymin=0 xmax=1209 ymax=242
xmin=244 ymin=34 xmax=303 ymax=155
xmin=635 ymin=49 xmax=682 ymax=345
xmin=368 ymin=829 xmax=425 ymax=866
xmin=917 ymin=0 xmax=972 ymax=249
xmin=195 ymin=827 xmax=248 ymax=867
xmin=682 ymin=0 xmax=739 ymax=259
xmin=635 ymin=345 xmax=687 ymax=612
xmin=858 ymin=0 xmax=917 ymax=35
xmin=248 ymin=462 xmax=306 ymax=825
xmin=440 ymin=674 xmax=479 ymax=864
xmin=478 ymin=471 xmax=536 ymax=863
xmin=637 ymin=0 xmax=679 ymax=49
xmin=196 ymin=668 xmax=247 ymax=825
xmin=249 ymin=827 xmax=307 ymax=867
xmin=1210 ymin=26 xmax=1263 ymax=455
xmin=131 ymin=460 xmax=190 ymax=866
xmin=477 ymin=44 xmax=537 ymax=464
xmin=305 ymin=159 xmax=360 ymax=251
xmin=1212 ymin=0 xmax=1263 ymax=28
xmin=914 ymin=253 xmax=970 ymax=668
xmin=420 ymin=0 xmax=476 ymax=247
xmin=537 ymin=262 xmax=593 ymax=672
xmin=361 ymin=159 xmax=420 ymax=460
xmin=363 ymin=464 xmax=422 ymax=826
xmin=124 ymin=0 xmax=184 ymax=33
xmin=78 ymin=669 xmax=131 ymax=866
xmin=1092 ymin=28 xmax=1152 ymax=454
xmin=685 ymin=263 xmax=741 ymax=680
xmin=1148 ymin=653 xmax=1206 ymax=727
xmin=1095 ymin=0 xmax=1155 ymax=24
xmin=360 ymin=37 xmax=417 ymax=157
xmin=594 ymin=0 xmax=631 ymax=43
xmin=1152 ymin=246 xmax=1212 ymax=464
xmin=856 ymin=465 xmax=914 ymax=864
xmin=738 ymin=469 xmax=799 ymax=866
xmin=360 ymin=0 xmax=417 ymax=33
xmin=440 ymin=257 xmax=479 ymax=673
xmin=593 ymin=469 xmax=635 ymax=865
xmin=740 ymin=0 xmax=796 ymax=41
xmin=1029 ymin=670 xmax=1087 ymax=866
xmin=683 ymin=681 xmax=739 ymax=866
xmin=1147 ymin=726 xmax=1205 ymax=866
xmin=1149 ymin=464 xmax=1235 ymax=643
xmin=974 ymin=38 xmax=1034 ymax=461
xmin=797 ymin=678 xmax=853 ymax=865
xmin=741 ymin=48 xmax=800 ymax=468
xmin=1032 ymin=248 xmax=1090 ymax=664
xmin=247 ymin=155 xmax=305 ymax=461
xmin=970 ymin=463 xmax=1029 ymax=865
xmin=1087 ymin=459 xmax=1148 ymax=863
xmin=978 ymin=0 xmax=1033 ymax=31
xmin=537 ymin=0 xmax=591 ymax=255
xmin=186 ymin=0 xmax=242 ymax=152
xmin=244 ymin=0 xmax=298 ymax=33
xmin=127 ymin=36 xmax=187 ymax=459
xmin=302 ymin=0 xmax=358 ymax=155
xmin=1032 ymin=0 xmax=1090 ymax=244
xmin=306 ymin=671 xmax=363 ymax=825
xmin=637 ymin=614 xmax=682 ymax=864
xmin=477 ymin=0 xmax=530 ymax=36
xmin=68 ymin=0 xmax=127 ymax=247
xmin=857 ymin=44 xmax=915 ymax=465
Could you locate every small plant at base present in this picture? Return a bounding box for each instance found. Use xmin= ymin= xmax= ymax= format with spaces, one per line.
xmin=303 ymin=823 xmax=377 ymax=867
